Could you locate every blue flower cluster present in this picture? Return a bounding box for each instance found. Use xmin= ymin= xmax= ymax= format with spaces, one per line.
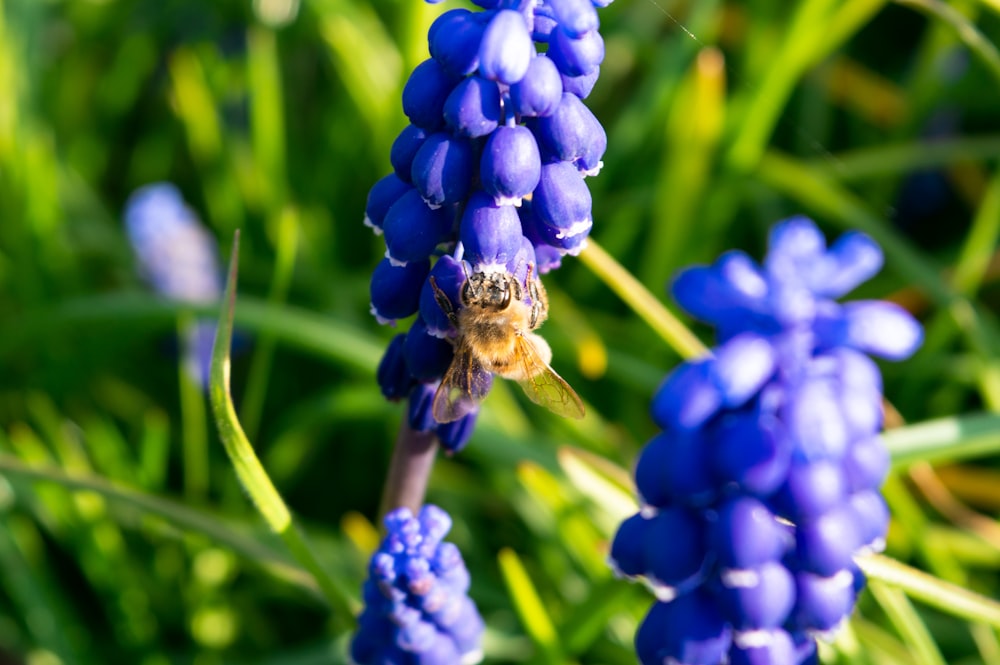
xmin=352 ymin=505 xmax=485 ymax=665
xmin=609 ymin=218 xmax=923 ymax=665
xmin=368 ymin=0 xmax=609 ymax=447
xmin=125 ymin=183 xmax=222 ymax=389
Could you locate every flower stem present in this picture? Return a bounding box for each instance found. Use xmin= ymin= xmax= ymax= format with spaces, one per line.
xmin=379 ymin=420 xmax=438 ymax=519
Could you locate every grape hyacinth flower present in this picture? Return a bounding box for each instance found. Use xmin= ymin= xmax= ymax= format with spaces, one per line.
xmin=609 ymin=217 xmax=923 ymax=665
xmin=351 ymin=505 xmax=485 ymax=665
xmin=367 ymin=0 xmax=609 ymax=443
xmin=125 ymin=183 xmax=222 ymax=389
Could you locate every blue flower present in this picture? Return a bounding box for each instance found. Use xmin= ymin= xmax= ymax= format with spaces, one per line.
xmin=352 ymin=505 xmax=485 ymax=665
xmin=610 ymin=218 xmax=922 ymax=665
xmin=368 ymin=0 xmax=611 ymax=445
xmin=124 ymin=183 xmax=222 ymax=389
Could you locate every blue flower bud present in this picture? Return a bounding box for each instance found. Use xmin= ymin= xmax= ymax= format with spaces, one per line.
xmin=546 ymin=0 xmax=599 ymax=38
xmin=420 ymin=256 xmax=466 ymax=338
xmin=842 ymin=436 xmax=889 ymax=491
xmin=518 ymin=192 xmax=589 ymax=254
xmin=531 ymin=160 xmax=593 ymax=239
xmin=531 ymin=92 xmax=606 ymax=174
xmin=429 ymin=8 xmax=484 ymax=77
xmin=789 ymin=569 xmax=855 ymax=632
xmin=729 ymin=629 xmax=797 ymax=665
xmin=383 ymin=189 xmax=453 ymax=264
xmin=794 ymin=504 xmax=860 ymax=576
xmin=636 ymin=591 xmax=732 ymax=665
xmin=817 ymin=300 xmax=924 ymax=360
xmin=635 ymin=430 xmax=715 ymax=508
xmin=547 ymin=25 xmax=604 ymax=77
xmin=409 ymin=383 xmax=438 ymax=433
xmin=847 ymin=490 xmax=889 ymax=552
xmin=783 ymin=375 xmax=850 ymax=460
xmin=480 ymin=125 xmax=542 ymax=205
xmin=609 ymin=512 xmax=648 ymax=577
xmin=370 ymin=256 xmax=431 ymax=324
xmin=775 ymin=460 xmax=847 ymax=522
xmin=365 ymin=173 xmax=412 ymax=233
xmin=378 ymin=334 xmax=415 ymax=400
xmin=642 ymin=506 xmax=708 ymax=590
xmin=403 ymin=58 xmax=461 ymax=130
xmin=390 ymin=126 xmax=429 ymax=184
xmin=405 ymin=318 xmax=455 ymax=382
xmin=510 ymin=54 xmax=563 ymax=117
xmin=459 ymin=191 xmax=525 ymax=271
xmin=531 ymin=11 xmax=557 ymax=42
xmin=436 ymin=410 xmax=479 ymax=453
xmin=443 ymin=76 xmax=501 ymax=138
xmin=561 ymin=66 xmax=600 ymax=98
xmin=506 ymin=235 xmax=538 ymax=286
xmin=479 ymin=9 xmax=533 ymax=84
xmin=710 ymin=497 xmax=790 ymax=569
xmin=712 ymin=412 xmax=790 ymax=496
xmin=716 ymin=562 xmax=795 ymax=629
xmin=650 ymin=360 xmax=721 ymax=431
xmin=411 ymin=132 xmax=475 ymax=208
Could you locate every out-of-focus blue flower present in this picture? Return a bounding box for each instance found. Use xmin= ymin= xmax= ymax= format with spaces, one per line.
xmin=610 ymin=218 xmax=922 ymax=665
xmin=351 ymin=505 xmax=485 ymax=665
xmin=124 ymin=183 xmax=222 ymax=389
xmin=367 ymin=0 xmax=611 ymax=448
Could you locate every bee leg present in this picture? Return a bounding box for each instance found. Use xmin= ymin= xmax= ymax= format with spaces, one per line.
xmin=526 ymin=269 xmax=549 ymax=330
xmin=429 ymin=276 xmax=459 ymax=328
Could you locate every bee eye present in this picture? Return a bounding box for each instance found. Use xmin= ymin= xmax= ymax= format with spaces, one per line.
xmin=500 ymin=285 xmax=512 ymax=309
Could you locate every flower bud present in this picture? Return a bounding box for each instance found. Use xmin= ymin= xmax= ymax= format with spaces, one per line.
xmin=531 ymin=160 xmax=593 ymax=240
xmin=561 ymin=66 xmax=600 ymax=98
xmin=411 ymin=132 xmax=475 ymax=208
xmin=547 ymin=0 xmax=599 ymax=37
xmin=383 ymin=189 xmax=452 ymax=264
xmin=479 ymin=10 xmax=533 ymax=84
xmin=370 ymin=256 xmax=431 ymax=324
xmin=377 ymin=334 xmax=414 ymax=400
xmin=443 ymin=76 xmax=501 ymax=138
xmin=403 ymin=58 xmax=460 ymax=130
xmin=635 ymin=591 xmax=732 ymax=665
xmin=364 ymin=174 xmax=411 ymax=233
xmin=480 ymin=125 xmax=542 ymax=205
xmin=717 ymin=562 xmax=795 ymax=629
xmin=419 ymin=256 xmax=466 ymax=338
xmin=429 ymin=8 xmax=484 ymax=77
xmin=510 ymin=55 xmax=563 ymax=117
xmin=437 ymin=410 xmax=479 ymax=454
xmin=390 ymin=126 xmax=429 ymax=183
xmin=404 ymin=318 xmax=454 ymax=382
xmin=459 ymin=191 xmax=525 ymax=271
xmin=710 ymin=497 xmax=790 ymax=569
xmin=547 ymin=26 xmax=604 ymax=77
xmin=531 ymin=92 xmax=606 ymax=174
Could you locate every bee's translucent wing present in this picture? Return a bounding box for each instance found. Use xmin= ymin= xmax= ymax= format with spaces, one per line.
xmin=513 ymin=335 xmax=585 ymax=420
xmin=433 ymin=343 xmax=493 ymax=423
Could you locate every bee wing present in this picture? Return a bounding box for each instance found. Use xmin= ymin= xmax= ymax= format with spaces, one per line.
xmin=513 ymin=335 xmax=586 ymax=420
xmin=432 ymin=342 xmax=493 ymax=423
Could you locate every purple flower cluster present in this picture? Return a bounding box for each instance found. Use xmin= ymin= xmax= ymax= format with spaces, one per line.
xmin=367 ymin=0 xmax=608 ymax=446
xmin=352 ymin=505 xmax=485 ymax=665
xmin=125 ymin=183 xmax=222 ymax=389
xmin=609 ymin=218 xmax=922 ymax=665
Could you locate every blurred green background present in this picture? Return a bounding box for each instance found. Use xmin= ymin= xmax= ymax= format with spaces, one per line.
xmin=3 ymin=0 xmax=1000 ymax=663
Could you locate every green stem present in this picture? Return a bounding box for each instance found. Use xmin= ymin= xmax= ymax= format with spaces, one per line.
xmin=210 ymin=230 xmax=355 ymax=629
xmin=378 ymin=420 xmax=439 ymax=521
xmin=578 ymin=240 xmax=708 ymax=360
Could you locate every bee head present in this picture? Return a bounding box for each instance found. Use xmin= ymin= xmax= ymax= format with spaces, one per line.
xmin=461 ymin=271 xmax=522 ymax=311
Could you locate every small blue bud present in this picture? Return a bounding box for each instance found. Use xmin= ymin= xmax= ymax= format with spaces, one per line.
xmin=818 ymin=300 xmax=924 ymax=360
xmin=561 ymin=66 xmax=600 ymax=98
xmin=436 ymin=410 xmax=479 ymax=454
xmin=480 ymin=125 xmax=542 ymax=205
xmin=429 ymin=8 xmax=484 ymax=77
xmin=419 ymin=256 xmax=466 ymax=338
xmin=547 ymin=26 xmax=604 ymax=77
xmin=712 ymin=412 xmax=790 ymax=497
xmin=411 ymin=132 xmax=475 ymax=208
xmin=842 ymin=436 xmax=889 ymax=492
xmin=531 ymin=11 xmax=557 ymax=42
xmin=390 ymin=126 xmax=429 ymax=184
xmin=847 ymin=490 xmax=889 ymax=552
xmin=405 ymin=318 xmax=455 ymax=381
xmin=443 ymin=76 xmax=501 ymax=138
xmin=794 ymin=504 xmax=860 ymax=576
xmin=519 ymin=194 xmax=589 ymax=254
xmin=365 ymin=173 xmax=412 ymax=233
xmin=636 ymin=591 xmax=732 ymax=665
xmin=650 ymin=359 xmax=721 ymax=431
xmin=460 ymin=191 xmax=525 ymax=271
xmin=479 ymin=10 xmax=533 ymax=84
xmin=716 ymin=561 xmax=795 ymax=629
xmin=403 ymin=58 xmax=461 ymax=130
xmin=370 ymin=256 xmax=431 ymax=324
xmin=546 ymin=0 xmax=599 ymax=38
xmin=642 ymin=506 xmax=708 ymax=589
xmin=775 ymin=460 xmax=847 ymax=522
xmin=383 ymin=189 xmax=453 ymax=265
xmin=409 ymin=383 xmax=438 ymax=433
xmin=789 ymin=569 xmax=855 ymax=632
xmin=377 ymin=334 xmax=415 ymax=400
xmin=531 ymin=160 xmax=593 ymax=240
xmin=729 ymin=629 xmax=797 ymax=665
xmin=635 ymin=430 xmax=715 ymax=508
xmin=710 ymin=497 xmax=790 ymax=569
xmin=510 ymin=55 xmax=563 ymax=117
xmin=531 ymin=92 xmax=606 ymax=174
xmin=609 ymin=513 xmax=648 ymax=577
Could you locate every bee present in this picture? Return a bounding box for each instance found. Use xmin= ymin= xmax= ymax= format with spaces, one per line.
xmin=429 ymin=266 xmax=585 ymax=423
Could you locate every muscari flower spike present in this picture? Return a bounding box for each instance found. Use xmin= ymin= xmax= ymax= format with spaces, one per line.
xmin=125 ymin=183 xmax=222 ymax=389
xmin=351 ymin=505 xmax=485 ymax=665
xmin=367 ymin=0 xmax=610 ymax=445
xmin=609 ymin=217 xmax=923 ymax=665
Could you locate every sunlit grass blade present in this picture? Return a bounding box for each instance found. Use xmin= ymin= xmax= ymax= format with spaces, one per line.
xmin=883 ymin=412 xmax=1000 ymax=467
xmin=498 ymin=547 xmax=564 ymax=665
xmin=210 ymin=230 xmax=356 ymax=629
xmin=859 ymin=553 xmax=1000 ymax=629
xmin=894 ymin=0 xmax=1000 ymax=85
xmin=812 ymin=136 xmax=1000 ymax=181
xmin=867 ymin=579 xmax=947 ymax=665
xmin=561 ymin=579 xmax=639 ymax=656
xmin=579 ymin=239 xmax=707 ymax=360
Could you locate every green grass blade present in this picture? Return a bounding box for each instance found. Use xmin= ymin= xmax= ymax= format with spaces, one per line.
xmin=868 ymin=579 xmax=948 ymax=665
xmin=498 ymin=547 xmax=564 ymax=665
xmin=883 ymin=412 xmax=1000 ymax=466
xmin=209 ymin=230 xmax=356 ymax=629
xmin=894 ymin=0 xmax=1000 ymax=85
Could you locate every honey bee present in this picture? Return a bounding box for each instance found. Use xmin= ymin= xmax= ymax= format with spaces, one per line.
xmin=429 ymin=267 xmax=585 ymax=423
